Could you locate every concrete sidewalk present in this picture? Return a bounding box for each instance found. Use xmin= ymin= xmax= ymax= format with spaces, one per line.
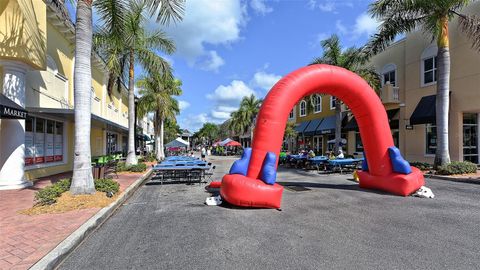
xmin=0 ymin=169 xmax=150 ymax=270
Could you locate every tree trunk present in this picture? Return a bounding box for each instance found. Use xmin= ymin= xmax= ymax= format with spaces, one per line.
xmin=154 ymin=114 xmax=162 ymax=160
xmin=334 ymin=101 xmax=342 ymax=155
xmin=126 ymin=50 xmax=138 ymax=165
xmin=70 ymin=0 xmax=95 ymax=195
xmin=434 ymin=17 xmax=451 ymax=168
xmin=159 ymin=119 xmax=165 ymax=160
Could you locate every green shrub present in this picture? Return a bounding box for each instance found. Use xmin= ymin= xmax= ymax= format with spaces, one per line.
xmin=137 ymin=157 xmax=145 ymax=163
xmin=145 ymin=153 xmax=157 ymax=162
xmin=34 ymin=178 xmax=71 ymax=205
xmin=94 ymin=178 xmax=120 ymax=194
xmin=116 ymin=161 xmax=129 ymax=172
xmin=410 ymin=162 xmax=433 ymax=171
xmin=129 ymin=163 xmax=147 ymax=172
xmin=437 ymin=161 xmax=478 ymax=175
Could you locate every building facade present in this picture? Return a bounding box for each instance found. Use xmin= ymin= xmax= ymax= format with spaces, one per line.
xmin=291 ymin=2 xmax=480 ymax=164
xmin=0 ymin=0 xmax=129 ymax=189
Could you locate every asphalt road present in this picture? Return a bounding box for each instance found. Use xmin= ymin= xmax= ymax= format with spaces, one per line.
xmin=59 ymin=156 xmax=480 ymax=270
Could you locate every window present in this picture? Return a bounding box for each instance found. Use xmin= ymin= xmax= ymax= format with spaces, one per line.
xmin=330 ymin=96 xmax=336 ymax=110
xmin=392 ymin=129 xmax=399 ymax=148
xmin=423 ymin=57 xmax=437 ymax=85
xmin=300 ymin=100 xmax=306 ymax=117
xmin=313 ymin=95 xmax=322 ymax=113
xmin=382 ymin=64 xmax=397 ymax=86
xmin=289 ymin=106 xmax=295 ymax=119
xmin=355 ymin=132 xmax=363 ymax=152
xmin=425 ymin=124 xmax=437 ymax=155
xmin=463 ymin=113 xmax=478 ymax=164
xmin=25 ymin=116 xmax=65 ymax=166
xmin=421 ymin=45 xmax=438 ymax=86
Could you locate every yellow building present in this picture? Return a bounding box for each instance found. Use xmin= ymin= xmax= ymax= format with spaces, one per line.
xmin=0 ymin=0 xmax=129 ymax=189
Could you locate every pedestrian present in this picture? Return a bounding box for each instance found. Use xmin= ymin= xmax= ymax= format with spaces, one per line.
xmin=201 ymin=146 xmax=206 ymax=161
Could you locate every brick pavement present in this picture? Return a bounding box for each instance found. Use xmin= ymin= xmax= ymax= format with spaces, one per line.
xmin=0 ymin=168 xmax=150 ymax=270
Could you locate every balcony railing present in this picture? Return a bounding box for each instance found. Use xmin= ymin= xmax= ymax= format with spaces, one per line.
xmin=380 ymin=83 xmax=400 ymax=104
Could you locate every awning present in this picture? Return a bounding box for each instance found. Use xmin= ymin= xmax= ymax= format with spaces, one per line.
xmin=303 ymin=118 xmax=322 ymax=136
xmin=316 ymin=115 xmax=336 ymax=134
xmin=165 ymin=137 xmax=189 ymax=148
xmin=294 ymin=121 xmax=311 ymax=134
xmin=137 ymin=134 xmax=151 ymax=141
xmin=0 ymin=94 xmax=27 ymax=119
xmin=410 ymin=95 xmax=436 ymax=125
xmin=26 ymin=107 xmax=128 ymax=133
xmin=344 ymin=109 xmax=400 ymax=131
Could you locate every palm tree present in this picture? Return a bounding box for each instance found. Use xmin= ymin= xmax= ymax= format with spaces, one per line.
xmin=197 ymin=123 xmax=220 ymax=145
xmin=366 ymin=0 xmax=480 ymax=168
xmin=229 ymin=94 xmax=262 ymax=143
xmin=70 ymin=0 xmax=95 ymax=195
xmin=311 ymin=34 xmax=380 ymax=155
xmin=69 ymin=0 xmax=184 ymax=194
xmin=137 ymin=76 xmax=182 ymax=160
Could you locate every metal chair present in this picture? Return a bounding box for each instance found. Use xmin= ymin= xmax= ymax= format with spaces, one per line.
xmin=204 ymin=165 xmax=216 ymax=182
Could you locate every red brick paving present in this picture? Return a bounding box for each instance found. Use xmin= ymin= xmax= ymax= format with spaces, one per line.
xmin=0 ymin=170 xmax=149 ymax=270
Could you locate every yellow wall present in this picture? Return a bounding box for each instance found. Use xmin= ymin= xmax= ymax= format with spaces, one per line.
xmin=0 ymin=0 xmax=46 ymax=70
xmin=90 ymin=126 xmax=105 ymax=157
xmin=295 ymin=95 xmax=335 ymax=123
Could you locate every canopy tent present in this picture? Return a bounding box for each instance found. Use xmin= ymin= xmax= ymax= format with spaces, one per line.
xmin=165 ymin=137 xmax=189 ymax=148
xmin=219 ymin=138 xmax=233 ymax=146
xmin=0 ymin=94 xmax=27 ymax=119
xmin=224 ymin=140 xmax=242 ymax=147
xmin=212 ymin=141 xmax=222 ymax=147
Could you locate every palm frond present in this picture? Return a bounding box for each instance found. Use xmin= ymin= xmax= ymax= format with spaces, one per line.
xmin=143 ymin=29 xmax=176 ymax=54
xmin=146 ymin=0 xmax=185 ymax=25
xmin=136 ymin=48 xmax=173 ymax=78
xmin=458 ymin=14 xmax=480 ymax=51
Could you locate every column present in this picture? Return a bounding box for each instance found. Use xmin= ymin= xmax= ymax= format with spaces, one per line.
xmin=0 ymin=61 xmax=32 ymax=190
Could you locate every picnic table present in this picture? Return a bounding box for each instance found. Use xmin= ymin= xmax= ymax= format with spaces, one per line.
xmin=152 ymin=164 xmax=211 ymax=184
xmin=327 ymin=158 xmax=364 ymax=173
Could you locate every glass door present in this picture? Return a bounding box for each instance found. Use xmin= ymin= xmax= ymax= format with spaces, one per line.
xmin=463 ymin=113 xmax=478 ymax=164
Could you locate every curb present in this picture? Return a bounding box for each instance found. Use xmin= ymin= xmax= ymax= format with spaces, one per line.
xmin=425 ymin=173 xmax=480 ymax=184
xmin=30 ymin=169 xmax=153 ymax=270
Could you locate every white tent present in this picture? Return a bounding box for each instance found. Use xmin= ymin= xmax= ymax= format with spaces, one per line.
xmin=165 ymin=137 xmax=189 ymax=148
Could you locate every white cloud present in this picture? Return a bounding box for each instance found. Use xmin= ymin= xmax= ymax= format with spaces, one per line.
xmin=336 ymin=20 xmax=348 ymax=35
xmin=206 ymin=80 xmax=255 ymax=102
xmin=251 ymin=71 xmax=281 ymax=92
xmin=353 ymin=12 xmax=380 ymax=38
xmin=162 ymin=0 xmax=246 ymax=70
xmin=199 ymin=50 xmax=225 ymax=72
xmin=318 ymin=2 xmax=335 ymax=12
xmin=178 ymin=100 xmax=190 ymax=111
xmin=307 ymin=0 xmax=316 ymax=10
xmin=250 ymin=0 xmax=273 ymax=15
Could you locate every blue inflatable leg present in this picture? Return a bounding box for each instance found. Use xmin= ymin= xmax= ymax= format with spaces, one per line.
xmin=388 ymin=146 xmax=412 ymax=174
xmin=229 ymin=148 xmax=252 ymax=176
xmin=260 ymin=152 xmax=277 ymax=185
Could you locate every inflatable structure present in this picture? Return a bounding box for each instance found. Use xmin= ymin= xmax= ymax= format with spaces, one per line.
xmin=217 ymin=64 xmax=425 ymax=209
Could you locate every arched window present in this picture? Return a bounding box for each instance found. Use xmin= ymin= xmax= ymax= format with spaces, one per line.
xmin=421 ymin=45 xmax=438 ymax=86
xmin=313 ymin=95 xmax=322 ymax=113
xmin=289 ymin=106 xmax=295 ymax=119
xmin=300 ymin=100 xmax=306 ymax=116
xmin=382 ymin=63 xmax=397 ymax=86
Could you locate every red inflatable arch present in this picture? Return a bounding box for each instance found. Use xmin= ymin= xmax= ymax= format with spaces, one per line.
xmin=219 ymin=65 xmax=424 ymax=208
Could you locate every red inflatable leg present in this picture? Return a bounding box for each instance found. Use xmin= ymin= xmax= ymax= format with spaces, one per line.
xmin=357 ymin=167 xmax=425 ymax=196
xmin=220 ymin=174 xmax=283 ymax=209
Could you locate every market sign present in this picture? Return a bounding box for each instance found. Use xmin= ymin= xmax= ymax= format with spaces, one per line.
xmin=0 ymin=94 xmax=27 ymax=119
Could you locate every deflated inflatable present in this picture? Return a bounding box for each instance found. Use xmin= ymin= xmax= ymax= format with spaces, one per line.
xmin=216 ymin=64 xmax=425 ymax=209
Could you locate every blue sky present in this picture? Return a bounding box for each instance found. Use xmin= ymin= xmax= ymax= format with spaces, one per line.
xmin=159 ymin=0 xmax=380 ymax=131
xmin=69 ymin=0 xmax=380 ymax=131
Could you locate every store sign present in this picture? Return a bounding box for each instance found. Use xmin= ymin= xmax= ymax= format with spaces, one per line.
xmin=1 ymin=107 xmax=27 ymax=119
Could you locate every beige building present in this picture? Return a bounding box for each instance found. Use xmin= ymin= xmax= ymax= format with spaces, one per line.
xmin=291 ymin=2 xmax=480 ymax=165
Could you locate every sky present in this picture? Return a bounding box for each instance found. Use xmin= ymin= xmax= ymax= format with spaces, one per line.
xmin=160 ymin=0 xmax=380 ymax=132
xmin=68 ymin=0 xmax=381 ymax=132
